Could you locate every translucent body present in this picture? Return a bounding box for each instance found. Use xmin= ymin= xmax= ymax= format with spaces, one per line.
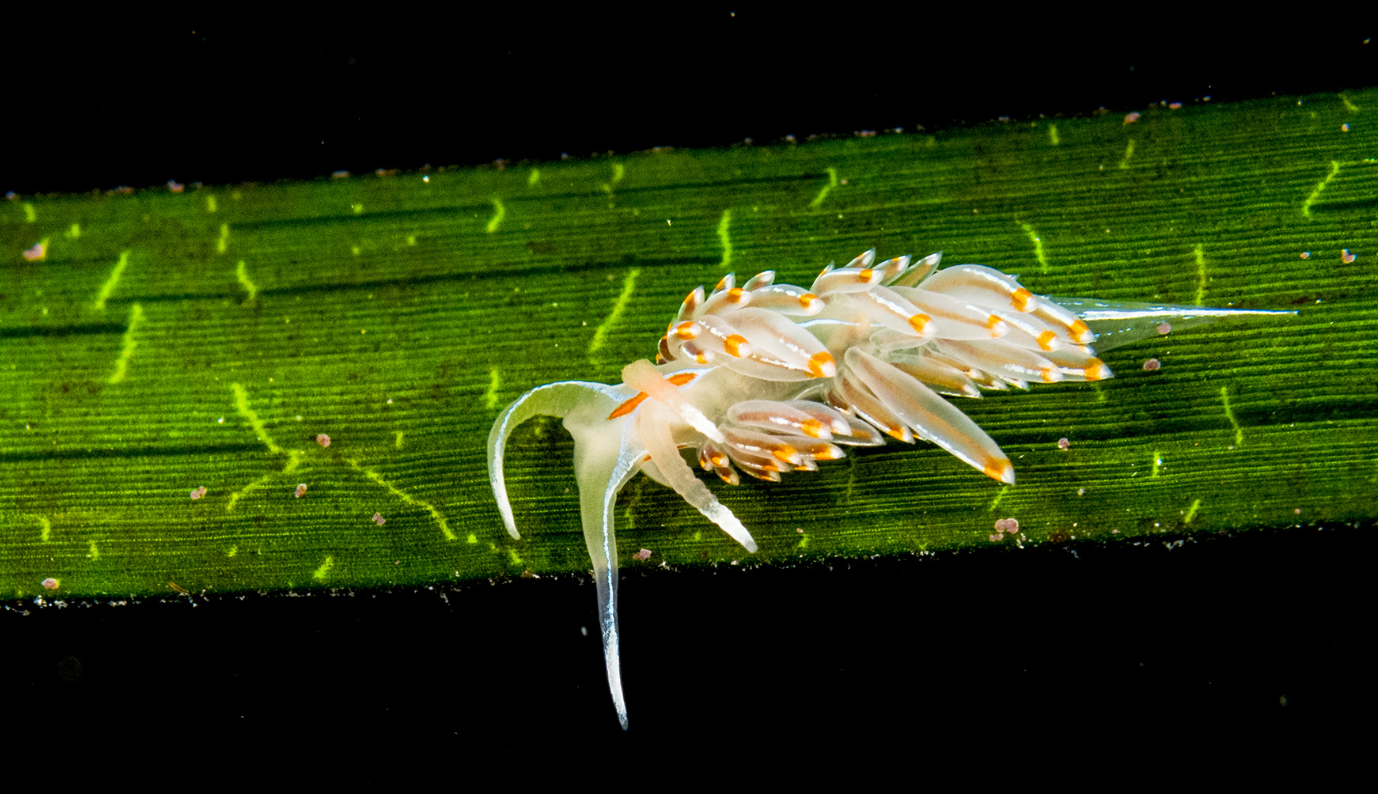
xmin=487 ymin=251 xmax=1294 ymax=729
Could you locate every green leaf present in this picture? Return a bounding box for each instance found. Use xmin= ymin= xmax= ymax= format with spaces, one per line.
xmin=2 ymin=90 xmax=1374 ymax=599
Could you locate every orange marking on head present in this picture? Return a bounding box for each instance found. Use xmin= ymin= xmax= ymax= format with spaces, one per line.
xmin=801 ymin=418 xmax=825 ymax=439
xmin=799 ymin=292 xmax=819 ymax=308
xmin=806 ymin=351 xmax=837 ymax=378
xmin=674 ymin=321 xmax=699 ymax=339
xmin=908 ymin=313 xmax=932 ymax=335
xmin=709 ymin=451 xmax=728 ymax=467
xmin=885 ymin=427 xmax=909 ymax=441
xmin=714 ymin=276 xmax=730 ymax=291
xmin=724 ymin=334 xmax=750 ymax=358
xmin=642 ymin=454 xmax=652 ymax=463
xmin=1011 ymin=288 xmax=1034 ymax=312
xmin=667 ymin=372 xmax=696 ymax=387
xmin=1084 ymin=359 xmax=1109 ymax=381
xmin=695 ymin=352 xmax=709 ymax=364
xmin=1070 ymin=319 xmax=1092 ymax=342
xmin=813 ymin=446 xmax=840 ymax=461
xmin=727 ymin=287 xmax=745 ymax=302
xmin=1041 ymin=368 xmax=1056 ymax=383
xmin=859 ymin=268 xmax=875 ymax=282
xmin=607 ymin=392 xmax=648 ymax=420
xmin=1037 ymin=330 xmax=1057 ymax=350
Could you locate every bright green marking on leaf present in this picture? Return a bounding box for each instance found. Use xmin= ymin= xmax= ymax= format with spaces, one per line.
xmin=351 ymin=245 xmax=362 ymax=256
xmin=406 ymin=234 xmax=416 ymax=246
xmin=235 ymin=260 xmax=258 ymax=303
xmin=1340 ymin=93 xmax=1359 ymax=112
xmin=226 ymin=477 xmax=267 ymax=512
xmin=1017 ymin=222 xmax=1048 ymax=274
xmin=809 ymin=167 xmax=839 ymax=208
xmin=1194 ymin=244 xmax=1208 ymax=305
xmin=588 ymin=268 xmax=640 ymax=356
xmin=717 ymin=209 xmax=733 ymax=268
xmin=38 ymin=516 xmax=51 ymax=542
xmin=467 ymin=533 xmax=478 ymax=545
xmin=1184 ymin=498 xmax=1203 ymax=524
xmin=88 ymin=540 xmax=99 ymax=560
xmin=227 ymin=545 xmax=238 ymax=558
xmin=602 ymin=162 xmax=625 ymax=195
xmin=93 ymin=250 xmax=131 ymax=310
xmin=65 ymin=223 xmax=80 ymax=239
xmin=107 ymin=303 xmax=144 ymax=385
xmin=484 ymin=367 xmax=502 ymax=410
xmin=22 ymin=202 xmax=36 ymax=222
xmin=1302 ymin=160 xmax=1341 ymax=218
xmin=987 ymin=487 xmax=1008 ymax=512
xmin=1118 ymin=139 xmax=1135 ymax=169
xmin=1152 ymin=451 xmax=1162 ymax=477
xmin=216 ymin=223 xmax=229 ymax=254
xmin=312 ymin=556 xmax=333 ymax=581
xmin=352 ymin=203 xmax=364 ymax=215
xmin=230 ymin=382 xmax=282 ymax=455
xmin=508 ymin=549 xmax=523 ymax=566
xmin=1219 ymin=386 xmax=1244 ymax=447
xmin=227 ymin=451 xmax=302 ymax=511
xmin=345 ymin=458 xmax=455 ymax=541
xmin=1049 ymin=124 xmax=1060 ymax=146
xmin=206 ymin=195 xmax=218 ymax=213
xmin=394 ymin=431 xmax=404 ymax=449
xmin=486 ymin=197 xmax=506 ymax=234
xmin=527 ymin=168 xmax=540 ymax=186
xmin=797 ymin=532 xmax=808 ymax=549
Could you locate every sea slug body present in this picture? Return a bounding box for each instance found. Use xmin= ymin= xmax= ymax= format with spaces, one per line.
xmin=488 ymin=249 xmax=1293 ymax=729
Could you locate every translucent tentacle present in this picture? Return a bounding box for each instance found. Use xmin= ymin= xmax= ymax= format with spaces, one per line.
xmin=637 ymin=402 xmax=758 ymax=552
xmin=489 ymin=378 xmax=645 ymax=730
xmin=564 ymin=408 xmax=647 ymax=732
xmin=487 ymin=380 xmax=629 ymax=539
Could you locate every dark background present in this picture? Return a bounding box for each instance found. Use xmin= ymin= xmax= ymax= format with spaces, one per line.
xmin=3 ymin=10 xmax=1373 ymax=778
xmin=7 ymin=12 xmax=1377 ymax=194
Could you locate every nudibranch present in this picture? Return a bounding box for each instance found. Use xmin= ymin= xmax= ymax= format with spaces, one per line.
xmin=488 ymin=250 xmax=1292 ymax=729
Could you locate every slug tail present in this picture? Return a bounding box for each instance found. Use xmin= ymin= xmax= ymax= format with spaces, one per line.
xmin=1048 ymin=297 xmax=1297 ymax=353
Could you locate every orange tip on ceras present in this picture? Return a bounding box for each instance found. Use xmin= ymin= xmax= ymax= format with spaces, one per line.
xmin=983 ymin=458 xmax=1016 ymax=485
xmin=807 ymin=351 xmax=837 ymax=378
xmin=724 ymin=334 xmax=750 ymax=358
